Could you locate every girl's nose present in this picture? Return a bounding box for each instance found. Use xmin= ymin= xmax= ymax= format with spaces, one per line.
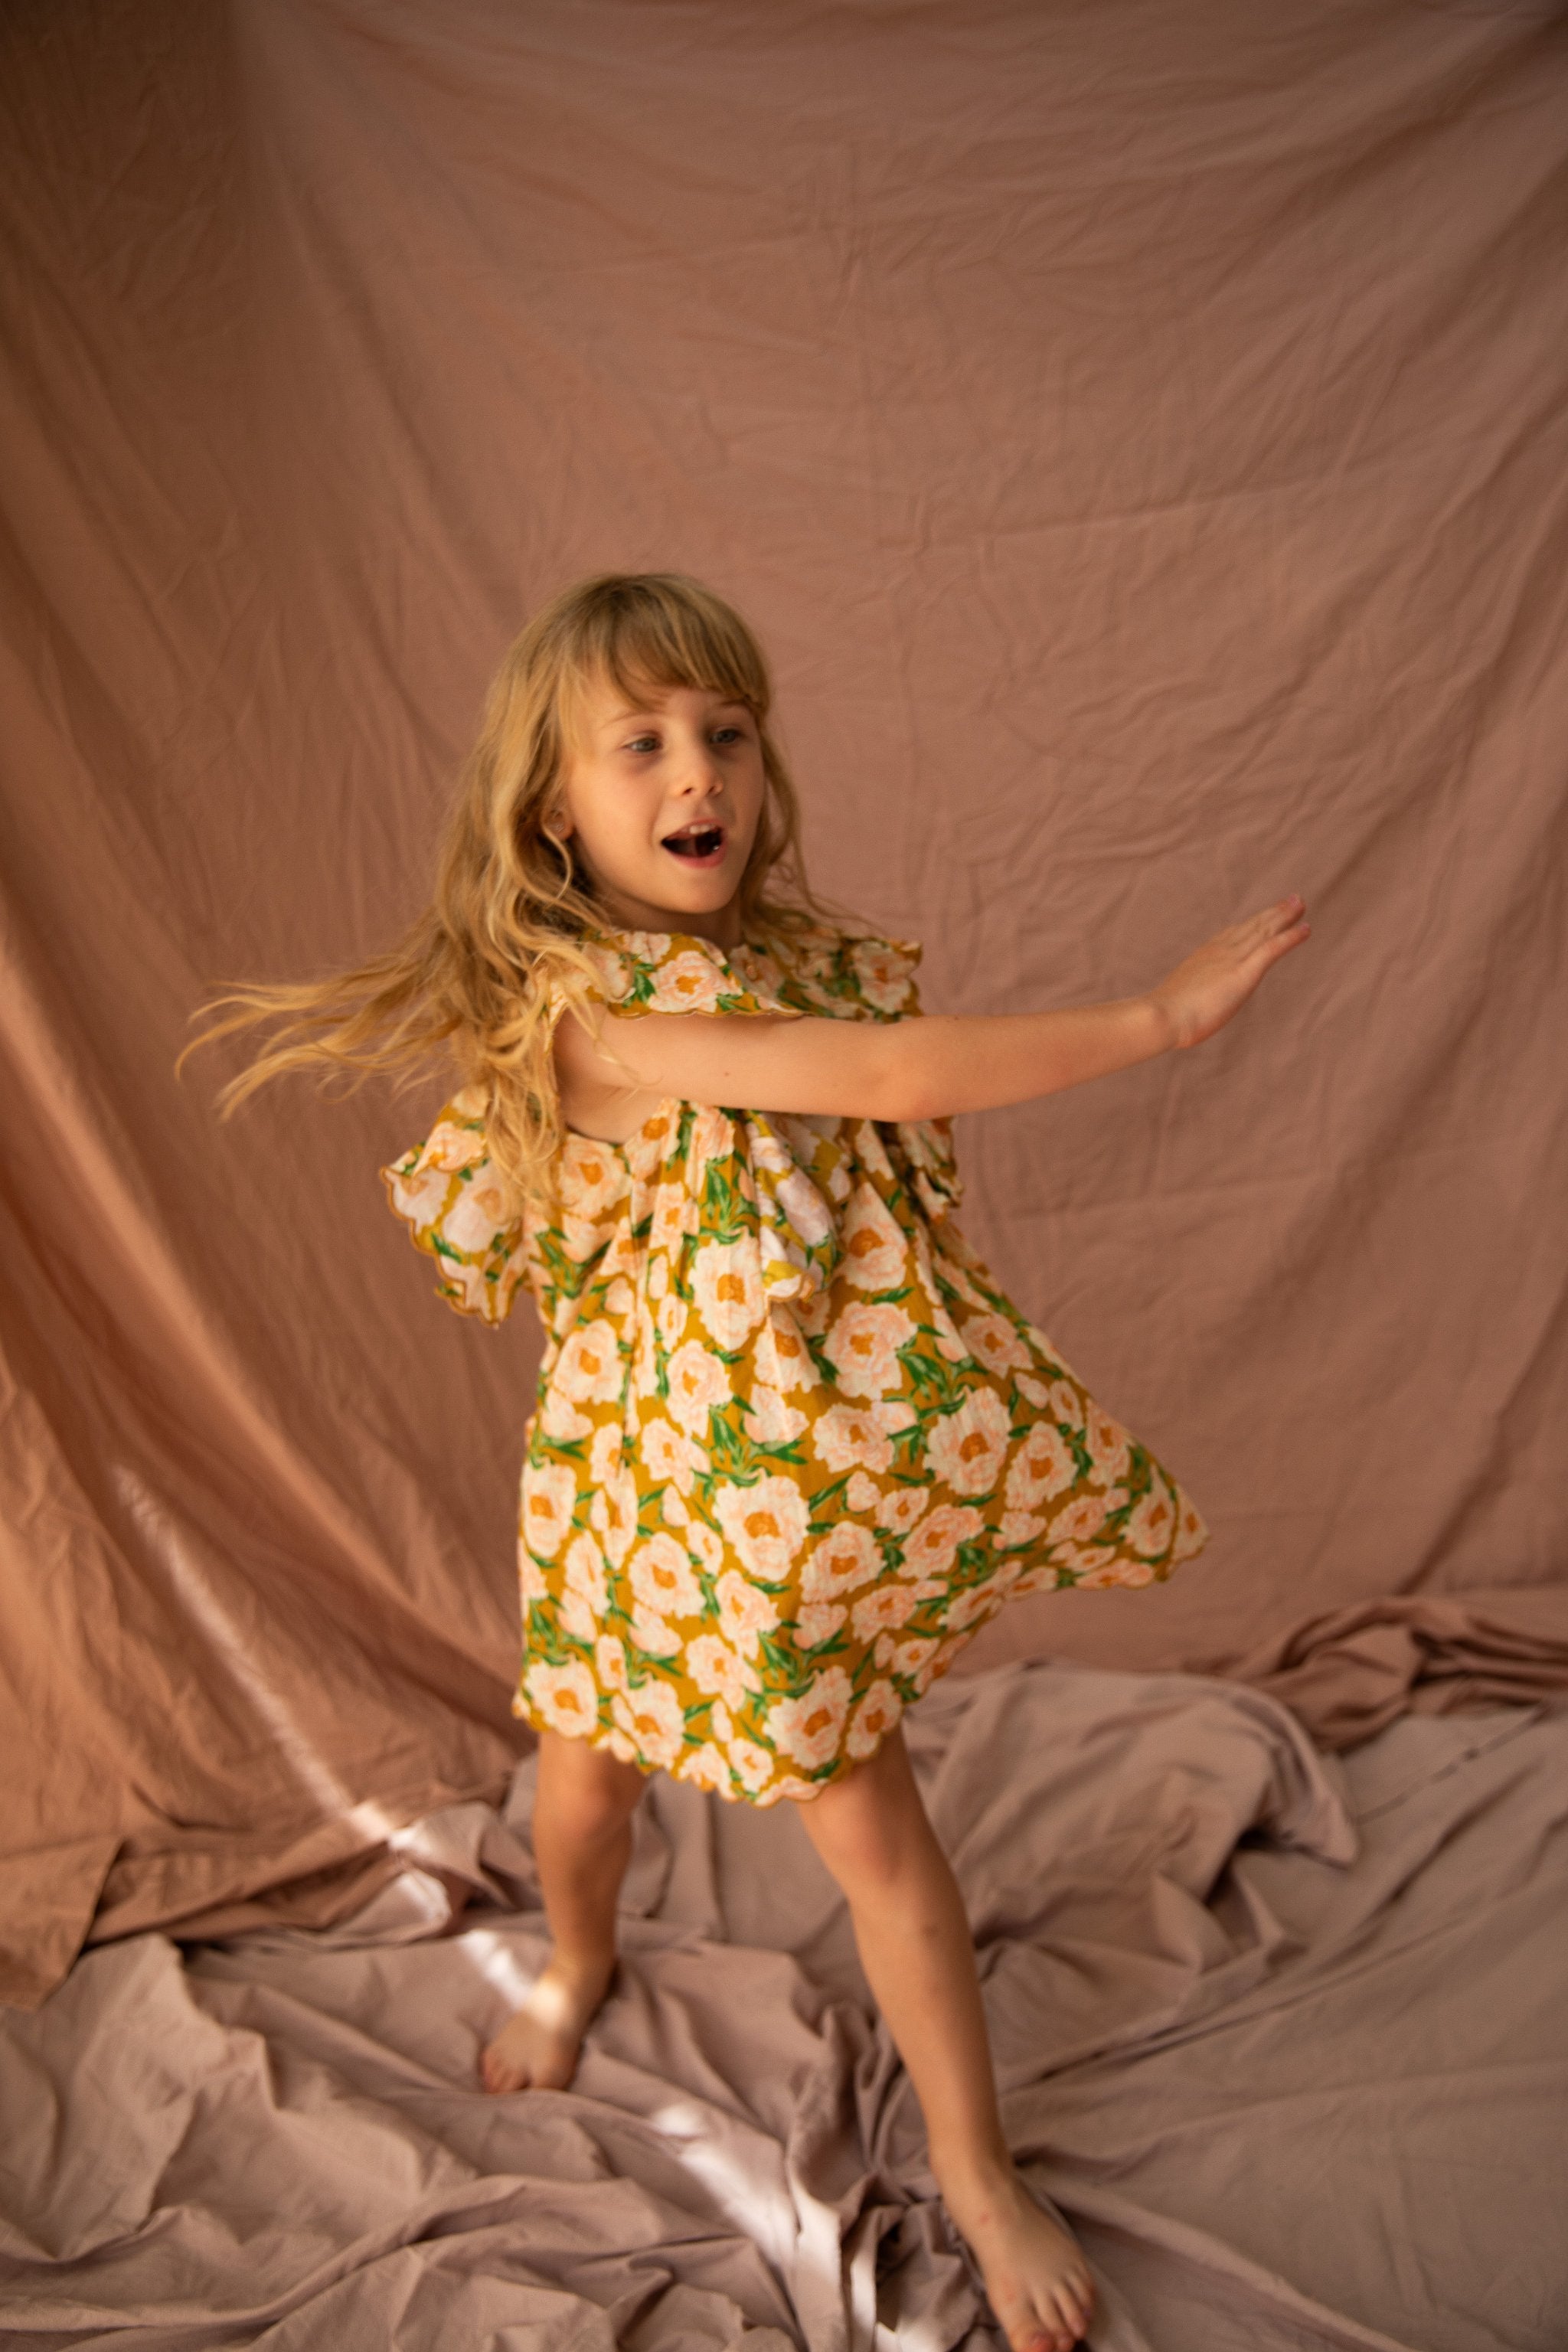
xmin=673 ymin=740 xmax=721 ymax=794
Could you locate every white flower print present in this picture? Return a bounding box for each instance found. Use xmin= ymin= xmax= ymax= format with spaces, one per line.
xmin=1126 ymin=1473 xmax=1176 ymax=1559
xmin=629 ymin=1532 xmax=704 ymax=1620
xmin=900 ymin=1503 xmax=985 ymax=1579
xmin=589 ymin=1424 xmax=624 ymax=1487
xmin=590 ymin=1468 xmax=639 ymax=1566
xmin=1073 ymin=1552 xmax=1158 ymax=1590
xmin=745 ymin=1383 xmax=808 ymax=1446
xmin=560 ymin=1531 xmax=609 ymax=1639
xmin=942 ymin=1584 xmax=998 ymax=1633
xmin=688 ymin=1521 xmax=724 ymax=1577
xmin=714 ymin=1478 xmax=809 ymax=1579
xmin=688 ymin=1104 xmax=734 ymax=1174
xmin=845 ymin=1471 xmax=880 ymax=1513
xmin=656 ymin=1289 xmax=689 ymax=1356
xmin=520 ymin=1461 xmax=577 ymax=1560
xmin=823 ymin=1301 xmax=916 ymax=1398
xmin=1050 ymin=1493 xmax=1108 ymax=1544
xmin=811 ymin=1403 xmax=894 ymax=1476
xmin=692 ymin=1239 xmax=766 ymax=1351
xmin=714 ymin=1568 xmax=781 ymax=1657
xmin=595 ymin=1633 xmax=629 ymax=1693
xmin=639 ymin=1416 xmax=696 ymax=1493
xmin=925 ymin=1387 xmax=1011 ymax=1498
xmin=774 ymin=1167 xmax=835 ymax=1247
xmin=1172 ymin=1494 xmax=1208 ymax=1560
xmin=553 ymin=1318 xmax=626 ymax=1407
xmin=524 ymin=1659 xmax=599 ymax=1738
xmin=557 ymin=1134 xmax=627 ymax=1220
xmin=850 ymin=939 xmax=915 ymax=1014
xmin=611 ymin=1678 xmax=686 ymax=1769
xmin=800 ymin=1521 xmax=882 ymax=1601
xmin=724 ymin=1729 xmax=775 ymax=1796
xmin=687 ymin=1633 xmax=758 ymax=1710
xmin=652 ymin=1183 xmax=697 ymax=1253
xmin=1004 ymin=1423 xmax=1077 ymax=1512
xmin=580 ymin=942 xmax=632 ymax=1002
xmin=851 ymin=1584 xmax=913 ymax=1642
xmin=665 ymin=1340 xmax=729 ymax=1436
xmin=647 ymin=948 xmax=725 ymax=1013
xmin=756 ymin=1309 xmax=819 ymax=1393
xmin=539 ymin=1388 xmax=591 ymax=1442
xmin=559 ymin=1213 xmax=613 ymax=1266
xmin=877 ymin=1485 xmax=931 ymax=1535
xmin=875 ymin=1632 xmax=937 ymax=1681
xmin=997 ymin=1511 xmax=1045 ymax=1550
xmin=959 ymin=1312 xmax=1031 ymax=1377
xmin=849 ymin=1120 xmax=895 ymax=1182
xmin=1085 ymin=1406 xmax=1132 ymax=1487
xmin=766 ymin=1667 xmax=853 ymax=1768
xmin=629 ymin=1609 xmax=683 ymax=1658
xmin=840 ymin=1183 xmax=906 ymax=1292
xmin=675 ymin=1743 xmax=731 ymax=1794
xmin=420 ymin=1118 xmax=492 ymax=1172
xmin=387 ymin=1163 xmax=452 ymax=1226
xmin=632 ymin=1302 xmax=659 ymax=1402
xmin=794 ymin=1599 xmax=848 ymax=1651
xmin=517 ymin=1540 xmax=547 ymax=1604
xmin=845 ymin=1678 xmax=903 ymax=1760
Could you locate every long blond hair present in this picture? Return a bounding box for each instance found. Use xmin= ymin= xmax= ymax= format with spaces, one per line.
xmin=188 ymin=572 xmax=822 ymax=1199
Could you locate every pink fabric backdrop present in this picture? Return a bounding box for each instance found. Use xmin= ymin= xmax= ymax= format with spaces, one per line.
xmin=3 ymin=0 xmax=1566 ymax=2004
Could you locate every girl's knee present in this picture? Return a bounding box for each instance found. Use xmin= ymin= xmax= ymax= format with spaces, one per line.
xmin=537 ymin=1731 xmax=647 ymax=1834
xmin=798 ymin=1733 xmax=932 ymax=1890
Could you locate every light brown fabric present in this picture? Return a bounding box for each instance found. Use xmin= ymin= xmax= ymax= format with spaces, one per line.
xmin=959 ymin=1582 xmax=1568 ymax=1746
xmin=4 ymin=0 xmax=1568 ymax=2004
xmin=5 ymin=1665 xmax=1563 ymax=2347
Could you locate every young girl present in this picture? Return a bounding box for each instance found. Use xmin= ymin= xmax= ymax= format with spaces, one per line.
xmin=207 ymin=572 xmax=1307 ymax=2352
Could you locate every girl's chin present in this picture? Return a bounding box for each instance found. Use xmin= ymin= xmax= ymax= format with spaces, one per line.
xmin=594 ymin=865 xmax=744 ymax=930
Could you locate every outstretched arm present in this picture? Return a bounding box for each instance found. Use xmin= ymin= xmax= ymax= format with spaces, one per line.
xmin=557 ymin=895 xmax=1310 ymax=1129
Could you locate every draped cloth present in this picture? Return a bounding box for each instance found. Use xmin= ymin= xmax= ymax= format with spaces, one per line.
xmin=2 ymin=0 xmax=1567 ymax=2009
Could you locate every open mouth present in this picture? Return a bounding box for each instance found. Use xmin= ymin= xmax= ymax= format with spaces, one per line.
xmin=662 ymin=821 xmax=727 ymax=863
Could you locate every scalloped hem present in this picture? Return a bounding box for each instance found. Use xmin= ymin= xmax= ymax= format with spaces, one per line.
xmin=509 ymin=1579 xmax=1067 ymax=1810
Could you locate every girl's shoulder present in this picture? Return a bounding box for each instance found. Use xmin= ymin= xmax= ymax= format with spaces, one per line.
xmin=577 ymin=920 xmax=926 ymax=1025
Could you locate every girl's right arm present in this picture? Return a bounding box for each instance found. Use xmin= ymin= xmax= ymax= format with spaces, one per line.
xmin=557 ymin=896 xmax=1309 ymax=1137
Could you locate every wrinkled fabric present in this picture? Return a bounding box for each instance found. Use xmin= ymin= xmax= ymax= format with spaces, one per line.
xmin=2 ymin=0 xmax=1568 ymax=2000
xmin=3 ymin=1665 xmax=1563 ymax=2349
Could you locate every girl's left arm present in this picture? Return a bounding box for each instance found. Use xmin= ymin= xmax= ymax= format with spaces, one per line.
xmin=557 ymin=896 xmax=1308 ymax=1126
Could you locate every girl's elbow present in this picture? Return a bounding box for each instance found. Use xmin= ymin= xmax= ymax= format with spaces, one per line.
xmin=861 ymin=1040 xmax=949 ymax=1124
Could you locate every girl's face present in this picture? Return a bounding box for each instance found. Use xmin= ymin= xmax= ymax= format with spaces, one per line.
xmin=555 ymin=678 xmax=766 ymax=946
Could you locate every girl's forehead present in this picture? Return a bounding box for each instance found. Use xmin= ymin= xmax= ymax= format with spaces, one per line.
xmin=566 ymin=666 xmax=749 ymax=736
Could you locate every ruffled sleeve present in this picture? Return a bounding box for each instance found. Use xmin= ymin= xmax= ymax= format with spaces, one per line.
xmin=381 ymin=1086 xmax=528 ymax=1325
xmin=569 ymin=929 xmax=801 ymax=1021
xmin=784 ymin=928 xmax=965 ymax=1223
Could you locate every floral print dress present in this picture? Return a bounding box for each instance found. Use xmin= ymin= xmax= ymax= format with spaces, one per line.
xmin=384 ymin=925 xmax=1207 ymax=1805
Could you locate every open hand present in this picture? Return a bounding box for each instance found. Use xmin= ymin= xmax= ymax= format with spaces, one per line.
xmin=1152 ymin=895 xmax=1310 ymax=1051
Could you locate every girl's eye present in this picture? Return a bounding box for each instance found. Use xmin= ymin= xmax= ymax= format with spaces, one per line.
xmin=711 ymin=726 xmax=743 ymax=744
xmin=626 ymin=734 xmax=660 ymax=754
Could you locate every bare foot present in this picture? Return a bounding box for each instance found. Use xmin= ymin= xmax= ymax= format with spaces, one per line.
xmin=479 ymin=1953 xmax=615 ymax=2094
xmin=943 ymin=2162 xmax=1094 ymax=2351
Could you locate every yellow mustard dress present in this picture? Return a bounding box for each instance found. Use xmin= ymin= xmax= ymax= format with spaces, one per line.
xmin=384 ymin=925 xmax=1207 ymax=1806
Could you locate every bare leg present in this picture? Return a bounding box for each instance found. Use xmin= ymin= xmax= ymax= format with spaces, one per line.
xmin=798 ymin=1730 xmax=1093 ymax=2352
xmin=480 ymin=1730 xmax=646 ymax=2093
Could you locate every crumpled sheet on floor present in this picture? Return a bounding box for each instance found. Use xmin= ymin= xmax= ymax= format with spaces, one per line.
xmin=4 ymin=1661 xmax=1563 ymax=2351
